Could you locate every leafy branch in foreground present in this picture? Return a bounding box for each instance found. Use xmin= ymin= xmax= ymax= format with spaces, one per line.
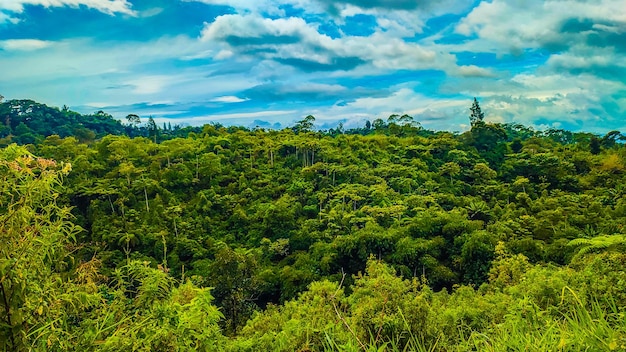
xmin=0 ymin=144 xmax=79 ymax=351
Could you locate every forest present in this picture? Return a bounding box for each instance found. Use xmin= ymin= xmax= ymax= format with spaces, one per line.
xmin=1 ymin=98 xmax=626 ymax=351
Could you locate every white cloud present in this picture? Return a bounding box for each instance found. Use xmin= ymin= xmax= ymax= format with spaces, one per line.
xmin=190 ymin=0 xmax=468 ymax=39
xmin=509 ymin=73 xmax=624 ymax=103
xmin=455 ymin=65 xmax=495 ymax=77
xmin=334 ymin=0 xmax=475 ymax=36
xmin=0 ymin=10 xmax=13 ymax=22
xmin=456 ymin=0 xmax=626 ymax=53
xmin=184 ymin=0 xmax=314 ymax=16
xmin=138 ymin=7 xmax=163 ymax=18
xmin=201 ymin=14 xmax=472 ymax=75
xmin=0 ymin=35 xmax=259 ymax=109
xmin=201 ymin=14 xmax=317 ymax=43
xmin=300 ymin=88 xmax=471 ymax=131
xmin=446 ymin=0 xmax=626 ymax=131
xmin=125 ymin=75 xmax=174 ymax=95
xmin=84 ymin=102 xmax=110 ymax=108
xmin=174 ymin=110 xmax=297 ymax=126
xmin=482 ymin=73 xmax=624 ymax=130
xmin=2 ymin=0 xmax=624 ymax=133
xmin=347 ymin=88 xmax=427 ymax=111
xmin=0 ymin=39 xmax=53 ymax=51
xmin=211 ymin=96 xmax=248 ymax=103
xmin=0 ymin=36 xmax=204 ymax=82
xmin=546 ymin=46 xmax=625 ymax=71
xmin=0 ymin=0 xmax=135 ymax=15
xmin=214 ymin=49 xmax=234 ymax=60
xmin=342 ymin=7 xmax=425 ymax=35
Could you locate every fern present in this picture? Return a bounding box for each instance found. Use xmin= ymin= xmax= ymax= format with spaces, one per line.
xmin=568 ymin=234 xmax=626 ymax=261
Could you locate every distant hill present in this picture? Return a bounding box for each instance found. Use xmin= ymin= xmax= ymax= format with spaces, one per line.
xmin=0 ymin=99 xmax=126 ymax=145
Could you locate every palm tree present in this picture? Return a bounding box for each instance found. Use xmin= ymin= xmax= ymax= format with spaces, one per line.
xmin=467 ymin=200 xmax=491 ymax=221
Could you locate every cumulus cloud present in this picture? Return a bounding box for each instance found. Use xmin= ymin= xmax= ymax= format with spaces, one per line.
xmin=320 ymin=0 xmax=474 ymax=35
xmin=448 ymin=0 xmax=626 ymax=131
xmin=0 ymin=0 xmax=135 ymax=16
xmin=201 ymin=14 xmax=471 ymax=75
xmin=546 ymin=46 xmax=626 ymax=76
xmin=456 ymin=0 xmax=626 ymax=54
xmin=479 ymin=73 xmax=624 ymax=131
xmin=201 ymin=15 xmax=315 ymax=45
xmin=188 ymin=0 xmax=472 ymax=23
xmin=455 ymin=65 xmax=495 ymax=77
xmin=200 ymin=14 xmax=361 ymax=69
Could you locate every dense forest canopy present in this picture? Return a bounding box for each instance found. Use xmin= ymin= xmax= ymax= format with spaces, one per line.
xmin=2 ymin=98 xmax=626 ymax=351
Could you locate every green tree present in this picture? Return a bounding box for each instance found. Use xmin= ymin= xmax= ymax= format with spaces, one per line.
xmin=469 ymin=97 xmax=484 ymax=127
xmin=510 ymin=138 xmax=523 ymax=153
xmin=590 ymin=135 xmax=601 ymax=155
xmin=205 ymin=245 xmax=263 ymax=334
xmin=460 ymin=230 xmax=498 ymax=285
xmin=600 ymin=130 xmax=623 ymax=149
xmin=126 ymin=114 xmax=141 ymax=126
xmin=292 ymin=115 xmax=315 ymax=134
xmin=147 ymin=116 xmax=159 ymax=143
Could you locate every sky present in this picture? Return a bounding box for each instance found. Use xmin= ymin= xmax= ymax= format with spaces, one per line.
xmin=0 ymin=0 xmax=625 ymax=132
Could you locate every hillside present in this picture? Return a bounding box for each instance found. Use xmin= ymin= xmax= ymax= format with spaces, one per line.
xmin=2 ymin=100 xmax=626 ymax=351
xmin=0 ymin=99 xmax=129 ymax=144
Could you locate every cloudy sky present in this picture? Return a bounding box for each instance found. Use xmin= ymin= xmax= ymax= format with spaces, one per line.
xmin=1 ymin=0 xmax=625 ymax=132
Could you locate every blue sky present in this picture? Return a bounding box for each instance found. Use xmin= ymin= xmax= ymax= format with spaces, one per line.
xmin=1 ymin=0 xmax=625 ymax=132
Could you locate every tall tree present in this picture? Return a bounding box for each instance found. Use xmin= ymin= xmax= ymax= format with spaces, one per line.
xmin=147 ymin=116 xmax=159 ymax=143
xmin=590 ymin=135 xmax=601 ymax=155
xmin=469 ymin=97 xmax=484 ymax=127
xmin=292 ymin=115 xmax=315 ymax=134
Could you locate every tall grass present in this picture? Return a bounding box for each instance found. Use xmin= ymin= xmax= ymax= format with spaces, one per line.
xmin=323 ymin=288 xmax=626 ymax=352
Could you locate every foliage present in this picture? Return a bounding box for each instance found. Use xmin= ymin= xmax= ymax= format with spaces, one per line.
xmin=2 ymin=98 xmax=626 ymax=350
xmin=0 ymin=145 xmax=79 ymax=350
xmin=469 ymin=97 xmax=484 ymax=127
xmin=0 ymin=145 xmax=224 ymax=351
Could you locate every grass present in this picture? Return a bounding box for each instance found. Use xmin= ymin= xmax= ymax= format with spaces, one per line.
xmin=321 ymin=287 xmax=626 ymax=352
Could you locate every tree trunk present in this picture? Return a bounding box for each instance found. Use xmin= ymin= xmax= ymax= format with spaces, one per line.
xmin=108 ymin=194 xmax=115 ymax=214
xmin=144 ymin=187 xmax=149 ymax=212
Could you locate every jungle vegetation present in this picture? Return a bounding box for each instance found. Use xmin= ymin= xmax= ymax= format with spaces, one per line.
xmin=1 ymin=98 xmax=626 ymax=351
